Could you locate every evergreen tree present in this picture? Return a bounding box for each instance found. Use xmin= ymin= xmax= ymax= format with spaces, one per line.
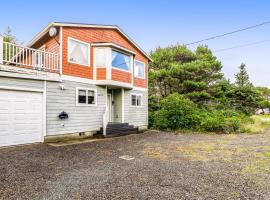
xmin=2 ymin=26 xmax=17 ymax=43
xmin=227 ymin=63 xmax=259 ymax=114
xmin=1 ymin=26 xmax=18 ymax=61
xmin=149 ymin=45 xmax=223 ymax=106
xmin=235 ymin=63 xmax=251 ymax=87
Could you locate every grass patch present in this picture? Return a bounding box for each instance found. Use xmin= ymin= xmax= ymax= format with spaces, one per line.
xmin=143 ymin=130 xmax=270 ymax=176
xmin=243 ymin=115 xmax=270 ymax=134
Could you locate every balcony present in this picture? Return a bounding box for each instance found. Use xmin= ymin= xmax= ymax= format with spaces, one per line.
xmin=0 ymin=36 xmax=59 ymax=74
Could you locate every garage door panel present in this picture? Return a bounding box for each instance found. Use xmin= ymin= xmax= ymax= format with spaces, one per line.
xmin=0 ymin=90 xmax=43 ymax=147
xmin=0 ymin=125 xmax=9 ymax=136
xmin=0 ymin=100 xmax=9 ymax=111
xmin=0 ymin=113 xmax=9 ymax=121
xmin=14 ymin=114 xmax=25 ymax=121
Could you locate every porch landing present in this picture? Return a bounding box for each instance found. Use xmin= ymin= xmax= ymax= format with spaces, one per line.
xmin=102 ymin=122 xmax=139 ymax=137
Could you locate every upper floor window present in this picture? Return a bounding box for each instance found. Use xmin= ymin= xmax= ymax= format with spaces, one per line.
xmin=95 ymin=48 xmax=106 ymax=67
xmin=112 ymin=50 xmax=131 ymax=71
xmin=134 ymin=60 xmax=145 ymax=78
xmin=68 ymin=38 xmax=90 ymax=66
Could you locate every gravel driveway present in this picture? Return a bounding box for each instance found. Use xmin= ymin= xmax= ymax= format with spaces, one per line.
xmin=1 ymin=131 xmax=270 ymax=200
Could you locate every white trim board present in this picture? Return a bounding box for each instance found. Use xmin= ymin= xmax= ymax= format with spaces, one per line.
xmin=43 ymin=81 xmax=47 ymax=137
xmin=0 ymin=64 xmax=61 ymax=82
xmin=61 ymin=75 xmax=148 ymax=91
xmin=92 ymin=43 xmax=136 ymax=55
xmin=0 ymin=86 xmax=44 ymax=93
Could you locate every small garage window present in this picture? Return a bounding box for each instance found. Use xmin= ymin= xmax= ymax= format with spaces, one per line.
xmin=76 ymin=88 xmax=97 ymax=106
xmin=131 ymin=94 xmax=142 ymax=107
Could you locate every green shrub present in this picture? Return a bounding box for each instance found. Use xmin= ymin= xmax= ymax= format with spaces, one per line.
xmin=199 ymin=110 xmax=245 ymax=133
xmin=150 ymin=93 xmax=250 ymax=133
xmin=151 ymin=93 xmax=200 ymax=130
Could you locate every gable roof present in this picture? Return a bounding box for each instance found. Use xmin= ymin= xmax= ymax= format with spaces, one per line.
xmin=27 ymin=22 xmax=152 ymax=61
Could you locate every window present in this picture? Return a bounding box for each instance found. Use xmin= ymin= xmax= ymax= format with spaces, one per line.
xmin=76 ymin=88 xmax=97 ymax=106
xmin=131 ymin=94 xmax=142 ymax=106
xmin=68 ymin=38 xmax=90 ymax=66
xmin=134 ymin=60 xmax=145 ymax=78
xmin=112 ymin=50 xmax=131 ymax=71
xmin=95 ymin=48 xmax=106 ymax=67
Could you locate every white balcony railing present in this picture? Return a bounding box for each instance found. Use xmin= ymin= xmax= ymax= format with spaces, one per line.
xmin=0 ymin=36 xmax=59 ymax=73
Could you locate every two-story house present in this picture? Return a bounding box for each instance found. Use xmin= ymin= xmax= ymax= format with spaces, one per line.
xmin=0 ymin=22 xmax=151 ymax=147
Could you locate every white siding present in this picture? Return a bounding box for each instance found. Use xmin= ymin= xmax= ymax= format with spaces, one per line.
xmin=46 ymin=80 xmax=106 ymax=135
xmin=124 ymin=89 xmax=148 ymax=127
xmin=0 ymin=77 xmax=44 ymax=90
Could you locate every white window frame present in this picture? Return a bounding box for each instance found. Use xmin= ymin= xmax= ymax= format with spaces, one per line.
xmin=111 ymin=49 xmax=132 ymax=72
xmin=76 ymin=87 xmax=97 ymax=106
xmin=68 ymin=37 xmax=90 ymax=67
xmin=130 ymin=93 xmax=143 ymax=107
xmin=134 ymin=60 xmax=145 ymax=79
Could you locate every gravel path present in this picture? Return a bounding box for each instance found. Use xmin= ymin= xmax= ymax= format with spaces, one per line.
xmin=1 ymin=131 xmax=270 ymax=200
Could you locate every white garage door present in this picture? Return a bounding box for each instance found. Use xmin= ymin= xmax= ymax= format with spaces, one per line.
xmin=0 ymin=90 xmax=43 ymax=147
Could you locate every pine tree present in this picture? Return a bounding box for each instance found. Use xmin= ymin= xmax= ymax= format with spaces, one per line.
xmin=3 ymin=26 xmax=17 ymax=43
xmin=235 ymin=63 xmax=251 ymax=87
xmin=1 ymin=26 xmax=18 ymax=61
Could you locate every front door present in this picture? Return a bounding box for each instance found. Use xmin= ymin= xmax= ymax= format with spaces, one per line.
xmin=107 ymin=94 xmax=113 ymax=122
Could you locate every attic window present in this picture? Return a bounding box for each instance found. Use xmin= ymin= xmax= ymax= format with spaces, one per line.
xmin=68 ymin=37 xmax=90 ymax=66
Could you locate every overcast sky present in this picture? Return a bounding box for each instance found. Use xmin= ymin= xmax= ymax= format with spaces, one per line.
xmin=0 ymin=0 xmax=269 ymax=86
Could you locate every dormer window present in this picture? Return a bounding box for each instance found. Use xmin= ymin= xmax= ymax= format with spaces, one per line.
xmin=111 ymin=50 xmax=131 ymax=71
xmin=68 ymin=37 xmax=90 ymax=66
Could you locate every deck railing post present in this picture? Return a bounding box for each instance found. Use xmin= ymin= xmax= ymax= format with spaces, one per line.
xmin=0 ymin=35 xmax=3 ymax=64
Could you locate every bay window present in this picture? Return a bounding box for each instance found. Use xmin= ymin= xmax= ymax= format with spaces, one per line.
xmin=112 ymin=50 xmax=131 ymax=71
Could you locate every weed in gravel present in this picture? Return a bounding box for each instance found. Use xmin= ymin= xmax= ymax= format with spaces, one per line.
xmin=143 ymin=144 xmax=169 ymax=160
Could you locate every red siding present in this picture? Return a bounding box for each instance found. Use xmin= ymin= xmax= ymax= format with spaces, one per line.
xmin=62 ymin=27 xmax=148 ymax=88
xmin=96 ymin=68 xmax=106 ymax=80
xmin=29 ymin=26 xmax=149 ymax=88
xmin=111 ymin=69 xmax=132 ymax=83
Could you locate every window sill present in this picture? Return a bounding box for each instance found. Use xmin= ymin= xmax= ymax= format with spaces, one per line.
xmin=112 ymin=67 xmax=131 ymax=73
xmin=76 ymin=103 xmax=97 ymax=107
xmin=68 ymin=60 xmax=90 ymax=67
xmin=130 ymin=105 xmax=143 ymax=108
xmin=134 ymin=75 xmax=145 ymax=79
